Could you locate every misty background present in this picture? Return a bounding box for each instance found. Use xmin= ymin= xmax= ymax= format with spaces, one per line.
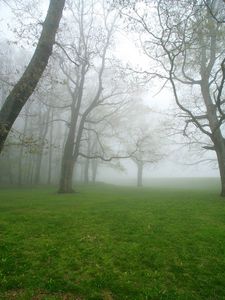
xmin=0 ymin=0 xmax=222 ymax=190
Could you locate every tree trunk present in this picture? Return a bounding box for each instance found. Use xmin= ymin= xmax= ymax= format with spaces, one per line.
xmin=34 ymin=151 xmax=44 ymax=185
xmin=26 ymin=153 xmax=32 ymax=185
xmin=84 ymin=158 xmax=90 ymax=184
xmin=47 ymin=110 xmax=54 ymax=185
xmin=18 ymin=113 xmax=28 ymax=186
xmin=201 ymin=80 xmax=225 ymax=197
xmin=29 ymin=153 xmax=35 ymax=185
xmin=18 ymin=144 xmax=23 ymax=186
xmin=211 ymin=131 xmax=225 ymax=197
xmin=79 ymin=162 xmax=84 ymax=182
xmin=58 ymin=155 xmax=75 ymax=193
xmin=58 ymin=66 xmax=86 ymax=193
xmin=91 ymin=159 xmax=98 ymax=183
xmin=84 ymin=132 xmax=91 ymax=184
xmin=58 ymin=127 xmax=77 ymax=192
xmin=6 ymin=150 xmax=14 ymax=185
xmin=58 ymin=124 xmax=76 ymax=193
xmin=0 ymin=0 xmax=65 ymax=153
xmin=198 ymin=24 xmax=225 ymax=197
xmin=215 ymin=146 xmax=225 ymax=197
xmin=58 ymin=121 xmax=77 ymax=192
xmin=137 ymin=162 xmax=143 ymax=187
xmin=34 ymin=107 xmax=51 ymax=185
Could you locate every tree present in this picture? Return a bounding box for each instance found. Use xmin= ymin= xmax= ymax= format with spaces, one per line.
xmin=0 ymin=0 xmax=65 ymax=153
xmin=130 ymin=128 xmax=164 ymax=187
xmin=0 ymin=46 xmax=67 ymax=186
xmin=56 ymin=0 xmax=131 ymax=193
xmin=117 ymin=99 xmax=165 ymax=187
xmin=121 ymin=0 xmax=225 ymax=196
xmin=203 ymin=0 xmax=225 ymax=23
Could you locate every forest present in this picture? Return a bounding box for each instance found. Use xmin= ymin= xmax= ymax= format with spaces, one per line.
xmin=0 ymin=0 xmax=225 ymax=299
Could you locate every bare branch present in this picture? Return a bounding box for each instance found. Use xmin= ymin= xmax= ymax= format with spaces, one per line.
xmin=55 ymin=42 xmax=79 ymax=67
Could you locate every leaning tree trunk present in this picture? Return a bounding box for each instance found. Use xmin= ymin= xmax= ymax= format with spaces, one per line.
xmin=137 ymin=161 xmax=144 ymax=187
xmin=0 ymin=0 xmax=65 ymax=153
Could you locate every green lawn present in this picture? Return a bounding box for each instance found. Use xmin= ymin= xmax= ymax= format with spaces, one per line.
xmin=0 ymin=183 xmax=225 ymax=299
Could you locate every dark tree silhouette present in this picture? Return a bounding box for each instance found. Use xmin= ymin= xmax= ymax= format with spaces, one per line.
xmin=0 ymin=0 xmax=65 ymax=153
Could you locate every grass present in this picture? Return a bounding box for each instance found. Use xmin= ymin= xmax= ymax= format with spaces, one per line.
xmin=0 ymin=182 xmax=225 ymax=299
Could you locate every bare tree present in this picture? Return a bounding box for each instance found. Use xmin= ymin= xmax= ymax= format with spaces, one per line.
xmin=117 ymin=99 xmax=165 ymax=187
xmin=131 ymin=129 xmax=164 ymax=187
xmin=56 ymin=0 xmax=129 ymax=193
xmin=122 ymin=0 xmax=225 ymax=196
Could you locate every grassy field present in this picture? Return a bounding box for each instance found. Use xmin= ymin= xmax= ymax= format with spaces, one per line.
xmin=0 ymin=182 xmax=225 ymax=299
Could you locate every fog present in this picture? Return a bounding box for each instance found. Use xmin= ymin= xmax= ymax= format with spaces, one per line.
xmin=2 ymin=3 xmax=225 ymax=299
xmin=0 ymin=0 xmax=224 ymax=192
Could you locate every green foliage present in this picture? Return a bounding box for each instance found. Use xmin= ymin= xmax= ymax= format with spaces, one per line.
xmin=0 ymin=183 xmax=225 ymax=299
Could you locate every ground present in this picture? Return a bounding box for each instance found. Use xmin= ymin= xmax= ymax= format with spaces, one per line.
xmin=0 ymin=180 xmax=225 ymax=299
